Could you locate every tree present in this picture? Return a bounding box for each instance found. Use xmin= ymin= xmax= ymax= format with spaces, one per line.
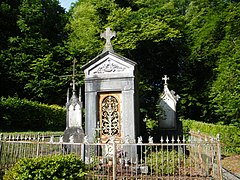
xmin=68 ymin=0 xmax=185 ymax=118
xmin=178 ymin=0 xmax=227 ymax=121
xmin=0 ymin=0 xmax=70 ymax=104
xmin=209 ymin=2 xmax=240 ymax=126
xmin=180 ymin=0 xmax=240 ymax=126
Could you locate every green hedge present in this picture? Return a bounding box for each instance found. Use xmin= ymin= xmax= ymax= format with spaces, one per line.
xmin=0 ymin=97 xmax=66 ymax=131
xmin=181 ymin=119 xmax=240 ymax=155
xmin=3 ymin=154 xmax=86 ymax=180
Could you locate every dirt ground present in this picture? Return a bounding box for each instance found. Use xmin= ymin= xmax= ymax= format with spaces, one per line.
xmin=221 ymin=154 xmax=240 ymax=176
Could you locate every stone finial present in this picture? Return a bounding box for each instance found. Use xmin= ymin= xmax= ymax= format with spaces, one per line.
xmin=148 ymin=136 xmax=153 ymax=144
xmin=101 ymin=27 xmax=116 ymax=53
xmin=69 ymin=135 xmax=74 ymax=143
xmin=83 ymin=136 xmax=88 ymax=143
xmin=125 ymin=135 xmax=130 ymax=144
xmin=137 ymin=136 xmax=143 ymax=144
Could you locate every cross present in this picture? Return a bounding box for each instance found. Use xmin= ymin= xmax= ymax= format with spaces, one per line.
xmin=60 ymin=58 xmax=79 ymax=93
xmin=70 ymin=58 xmax=77 ymax=92
xmin=100 ymin=27 xmax=116 ymax=53
xmin=162 ymin=75 xmax=169 ymax=85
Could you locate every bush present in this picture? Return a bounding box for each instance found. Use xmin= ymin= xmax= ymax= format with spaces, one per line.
xmin=0 ymin=97 xmax=66 ymax=131
xmin=3 ymin=154 xmax=86 ymax=180
xmin=181 ymin=119 xmax=240 ymax=155
xmin=147 ymin=149 xmax=185 ymax=175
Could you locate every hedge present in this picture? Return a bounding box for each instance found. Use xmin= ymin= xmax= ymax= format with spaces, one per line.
xmin=0 ymin=97 xmax=66 ymax=131
xmin=181 ymin=118 xmax=240 ymax=155
xmin=3 ymin=154 xmax=86 ymax=180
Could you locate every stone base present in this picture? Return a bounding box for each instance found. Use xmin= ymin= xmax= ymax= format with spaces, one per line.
xmin=63 ymin=127 xmax=85 ymax=143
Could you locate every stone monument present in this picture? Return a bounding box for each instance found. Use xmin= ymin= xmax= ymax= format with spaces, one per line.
xmin=82 ymin=27 xmax=139 ymax=158
xmin=63 ymin=59 xmax=85 ymax=143
xmin=159 ymin=75 xmax=180 ymax=130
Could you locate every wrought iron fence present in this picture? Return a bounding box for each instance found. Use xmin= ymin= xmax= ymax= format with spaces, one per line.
xmin=0 ymin=132 xmax=222 ymax=179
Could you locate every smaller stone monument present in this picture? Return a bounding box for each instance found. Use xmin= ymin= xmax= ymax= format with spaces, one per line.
xmin=159 ymin=75 xmax=180 ymax=130
xmin=63 ymin=59 xmax=85 ymax=143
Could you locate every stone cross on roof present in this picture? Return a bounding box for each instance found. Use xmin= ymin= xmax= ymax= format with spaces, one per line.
xmin=101 ymin=27 xmax=116 ymax=53
xmin=162 ymin=75 xmax=169 ymax=85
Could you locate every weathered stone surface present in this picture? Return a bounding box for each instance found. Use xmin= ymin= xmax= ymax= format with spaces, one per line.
xmin=63 ymin=127 xmax=85 ymax=143
xmin=66 ymin=92 xmax=83 ymax=128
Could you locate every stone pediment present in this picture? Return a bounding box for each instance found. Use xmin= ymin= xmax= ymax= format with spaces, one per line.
xmin=82 ymin=51 xmax=137 ymax=78
xmin=90 ymin=58 xmax=128 ymax=75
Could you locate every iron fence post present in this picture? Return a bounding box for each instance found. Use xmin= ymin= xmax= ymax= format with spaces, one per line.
xmin=113 ymin=140 xmax=117 ymax=180
xmin=217 ymin=134 xmax=223 ymax=180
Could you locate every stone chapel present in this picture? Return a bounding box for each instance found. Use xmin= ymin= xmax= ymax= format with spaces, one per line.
xmin=82 ymin=28 xmax=140 ymax=144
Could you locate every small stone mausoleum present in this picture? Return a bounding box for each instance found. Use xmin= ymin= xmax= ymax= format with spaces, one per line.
xmin=82 ymin=28 xmax=139 ymax=144
xmin=159 ymin=75 xmax=180 ymax=130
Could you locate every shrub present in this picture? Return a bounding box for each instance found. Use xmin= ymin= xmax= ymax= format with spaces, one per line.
xmin=147 ymin=149 xmax=185 ymax=175
xmin=181 ymin=119 xmax=240 ymax=155
xmin=0 ymin=97 xmax=66 ymax=131
xmin=3 ymin=154 xmax=86 ymax=180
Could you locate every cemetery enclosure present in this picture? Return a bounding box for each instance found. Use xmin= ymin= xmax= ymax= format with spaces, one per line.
xmin=0 ymin=132 xmax=222 ymax=179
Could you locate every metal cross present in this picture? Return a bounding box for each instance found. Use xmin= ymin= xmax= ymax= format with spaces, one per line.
xmin=162 ymin=75 xmax=169 ymax=85
xmin=70 ymin=58 xmax=77 ymax=92
xmin=100 ymin=27 xmax=116 ymax=52
xmin=60 ymin=58 xmax=79 ymax=92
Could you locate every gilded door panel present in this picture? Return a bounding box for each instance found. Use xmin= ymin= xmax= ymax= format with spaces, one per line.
xmin=99 ymin=93 xmax=121 ymax=143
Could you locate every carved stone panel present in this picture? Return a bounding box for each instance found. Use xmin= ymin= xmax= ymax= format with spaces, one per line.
xmin=93 ymin=59 xmax=126 ymax=74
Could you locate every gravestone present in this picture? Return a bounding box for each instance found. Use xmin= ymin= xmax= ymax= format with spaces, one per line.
xmin=159 ymin=75 xmax=180 ymax=130
xmin=82 ymin=27 xmax=139 ymax=159
xmin=63 ymin=59 xmax=85 ymax=143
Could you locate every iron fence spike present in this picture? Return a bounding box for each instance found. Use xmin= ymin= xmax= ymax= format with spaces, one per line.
xmin=177 ymin=136 xmax=180 ymax=143
xmin=166 ymin=136 xmax=169 ymax=143
xmin=59 ymin=136 xmax=63 ymax=143
xmin=160 ymin=136 xmax=164 ymax=143
xmin=182 ymin=135 xmax=186 ymax=143
xmin=49 ymin=135 xmax=54 ymax=143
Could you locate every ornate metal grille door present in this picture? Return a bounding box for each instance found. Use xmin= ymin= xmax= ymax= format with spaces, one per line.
xmin=99 ymin=93 xmax=121 ymax=143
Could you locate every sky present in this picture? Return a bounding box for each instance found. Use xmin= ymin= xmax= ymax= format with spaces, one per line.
xmin=59 ymin=0 xmax=78 ymax=11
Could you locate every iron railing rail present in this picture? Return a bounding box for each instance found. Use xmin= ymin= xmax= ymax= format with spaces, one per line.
xmin=0 ymin=132 xmax=222 ymax=179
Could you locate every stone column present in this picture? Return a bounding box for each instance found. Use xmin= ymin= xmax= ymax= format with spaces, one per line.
xmin=85 ymin=91 xmax=97 ymax=143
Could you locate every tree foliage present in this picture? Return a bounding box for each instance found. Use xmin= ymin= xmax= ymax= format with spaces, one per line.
xmin=0 ymin=0 xmax=70 ymax=104
xmin=0 ymin=0 xmax=239 ymax=126
xmin=180 ymin=0 xmax=240 ymax=125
